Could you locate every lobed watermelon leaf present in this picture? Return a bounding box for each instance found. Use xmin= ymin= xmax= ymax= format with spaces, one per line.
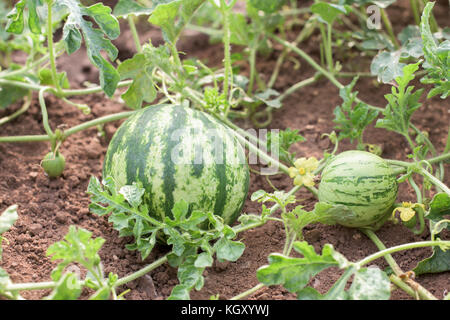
xmin=419 ymin=2 xmax=449 ymax=99
xmin=148 ymin=0 xmax=206 ymax=44
xmin=43 ymin=272 xmax=82 ymax=300
xmin=46 ymin=226 xmax=105 ymax=281
xmin=258 ymin=241 xmax=391 ymax=300
xmin=256 ymin=241 xmax=341 ymax=293
xmin=311 ymin=2 xmax=348 ymax=25
xmin=88 ymin=176 xmax=247 ymax=300
xmin=0 ymin=205 xmax=18 ymax=259
xmin=6 ymin=0 xmax=121 ymax=97
xmin=6 ymin=0 xmax=42 ymax=35
xmin=413 ymin=246 xmax=450 ymax=276
xmin=333 ymin=77 xmax=379 ymax=148
xmin=113 ymin=0 xmax=152 ymax=18
xmin=376 ymin=62 xmax=423 ymax=137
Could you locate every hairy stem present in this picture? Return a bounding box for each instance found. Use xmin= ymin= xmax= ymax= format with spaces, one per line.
xmin=114 ymin=254 xmax=168 ymax=287
xmin=221 ymin=3 xmax=232 ymax=115
xmin=380 ymin=8 xmax=400 ymax=49
xmin=46 ymin=1 xmax=61 ymax=95
xmin=128 ymin=15 xmax=142 ymax=53
xmin=410 ymin=0 xmax=421 ymax=25
xmin=420 ymin=167 xmax=450 ymax=196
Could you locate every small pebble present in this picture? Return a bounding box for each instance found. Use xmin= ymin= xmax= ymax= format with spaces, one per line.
xmin=28 ymin=223 xmax=42 ymax=236
xmin=55 ymin=211 xmax=67 ymax=224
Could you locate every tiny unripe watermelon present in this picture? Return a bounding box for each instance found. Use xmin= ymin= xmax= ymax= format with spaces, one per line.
xmin=41 ymin=151 xmax=65 ymax=178
xmin=318 ymin=150 xmax=398 ymax=228
xmin=103 ymin=104 xmax=249 ymax=225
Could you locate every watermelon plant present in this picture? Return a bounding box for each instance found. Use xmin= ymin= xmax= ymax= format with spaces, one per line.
xmin=0 ymin=0 xmax=449 ymax=301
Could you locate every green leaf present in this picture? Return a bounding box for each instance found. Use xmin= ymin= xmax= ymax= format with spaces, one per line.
xmin=282 ymin=205 xmax=338 ymax=240
xmin=420 ymin=2 xmax=449 ymax=99
xmin=56 ymin=0 xmax=120 ymax=97
xmin=6 ymin=0 xmax=41 ymax=34
xmin=46 ymin=226 xmax=105 ymax=281
xmin=177 ymin=256 xmax=204 ymax=289
xmin=371 ymin=51 xmax=405 ymax=84
xmin=427 ymin=193 xmax=450 ymax=221
xmin=375 ymin=62 xmax=423 ymax=136
xmin=168 ymin=284 xmax=191 ymax=300
xmin=267 ymin=128 xmax=305 ymax=165
xmin=214 ymin=237 xmax=245 ymax=262
xmin=171 ymin=199 xmax=189 ymax=221
xmin=0 ymin=267 xmax=11 ymax=291
xmin=251 ymin=190 xmax=297 ymax=209
xmin=254 ymin=89 xmax=282 ymax=109
xmin=229 ymin=12 xmax=250 ymax=46
xmin=194 ymin=252 xmax=213 ymax=268
xmin=0 ymin=205 xmax=18 ymax=234
xmin=43 ymin=272 xmax=82 ymax=300
xmin=117 ymin=45 xmax=174 ymax=109
xmin=256 ymin=241 xmax=340 ymax=293
xmin=413 ymin=246 xmax=450 ymax=276
xmin=119 ymin=183 xmax=145 ymax=208
xmin=88 ymin=286 xmax=111 ymax=300
xmin=347 ymin=267 xmax=391 ymax=300
xmin=311 ymin=2 xmax=348 ymax=25
xmin=148 ymin=0 xmax=206 ymax=43
xmin=248 ymin=0 xmax=286 ymax=13
xmin=38 ymin=68 xmax=70 ymax=89
xmin=0 ymin=84 xmax=29 ymax=109
xmin=296 ymin=287 xmax=325 ymax=300
xmin=333 ymin=77 xmax=379 ymax=145
xmin=398 ymin=25 xmax=423 ymax=59
xmin=113 ymin=0 xmax=152 ymax=18
xmin=420 ymin=2 xmax=439 ymax=66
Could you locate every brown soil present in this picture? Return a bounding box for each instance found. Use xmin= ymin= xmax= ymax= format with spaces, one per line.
xmin=0 ymin=0 xmax=449 ymax=300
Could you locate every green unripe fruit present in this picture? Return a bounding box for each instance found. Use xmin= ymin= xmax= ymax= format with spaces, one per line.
xmin=402 ymin=214 xmax=417 ymax=229
xmin=41 ymin=151 xmax=66 ymax=178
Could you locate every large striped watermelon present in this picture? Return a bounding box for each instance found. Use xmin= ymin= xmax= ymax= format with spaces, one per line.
xmin=318 ymin=150 xmax=398 ymax=228
xmin=103 ymin=104 xmax=249 ymax=225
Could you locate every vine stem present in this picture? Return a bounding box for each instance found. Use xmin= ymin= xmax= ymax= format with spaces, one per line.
xmin=0 ymin=79 xmax=133 ymax=97
xmin=270 ymin=33 xmax=386 ymax=115
xmin=128 ymin=15 xmax=142 ymax=53
xmin=46 ymin=1 xmax=61 ymax=95
xmin=410 ymin=0 xmax=421 ymax=25
xmin=114 ymin=254 xmax=168 ymax=287
xmin=359 ymin=229 xmax=440 ymax=300
xmin=278 ymin=75 xmax=319 ymax=101
xmin=380 ymin=8 xmax=400 ymax=49
xmin=268 ymin=19 xmax=316 ymax=88
xmin=220 ymin=1 xmax=233 ymax=116
xmin=0 ymin=110 xmax=136 ymax=143
xmin=38 ymin=87 xmax=55 ymax=140
xmin=444 ymin=129 xmax=450 ymax=154
xmin=389 ymin=274 xmax=419 ymax=299
xmin=420 ymin=167 xmax=450 ymax=196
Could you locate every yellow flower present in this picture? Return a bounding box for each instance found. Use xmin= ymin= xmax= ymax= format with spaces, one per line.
xmin=392 ymin=202 xmax=425 ymax=222
xmin=288 ymin=157 xmax=319 ymax=187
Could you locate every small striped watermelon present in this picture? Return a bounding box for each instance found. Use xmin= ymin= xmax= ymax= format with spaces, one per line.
xmin=318 ymin=150 xmax=398 ymax=228
xmin=103 ymin=104 xmax=249 ymax=225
